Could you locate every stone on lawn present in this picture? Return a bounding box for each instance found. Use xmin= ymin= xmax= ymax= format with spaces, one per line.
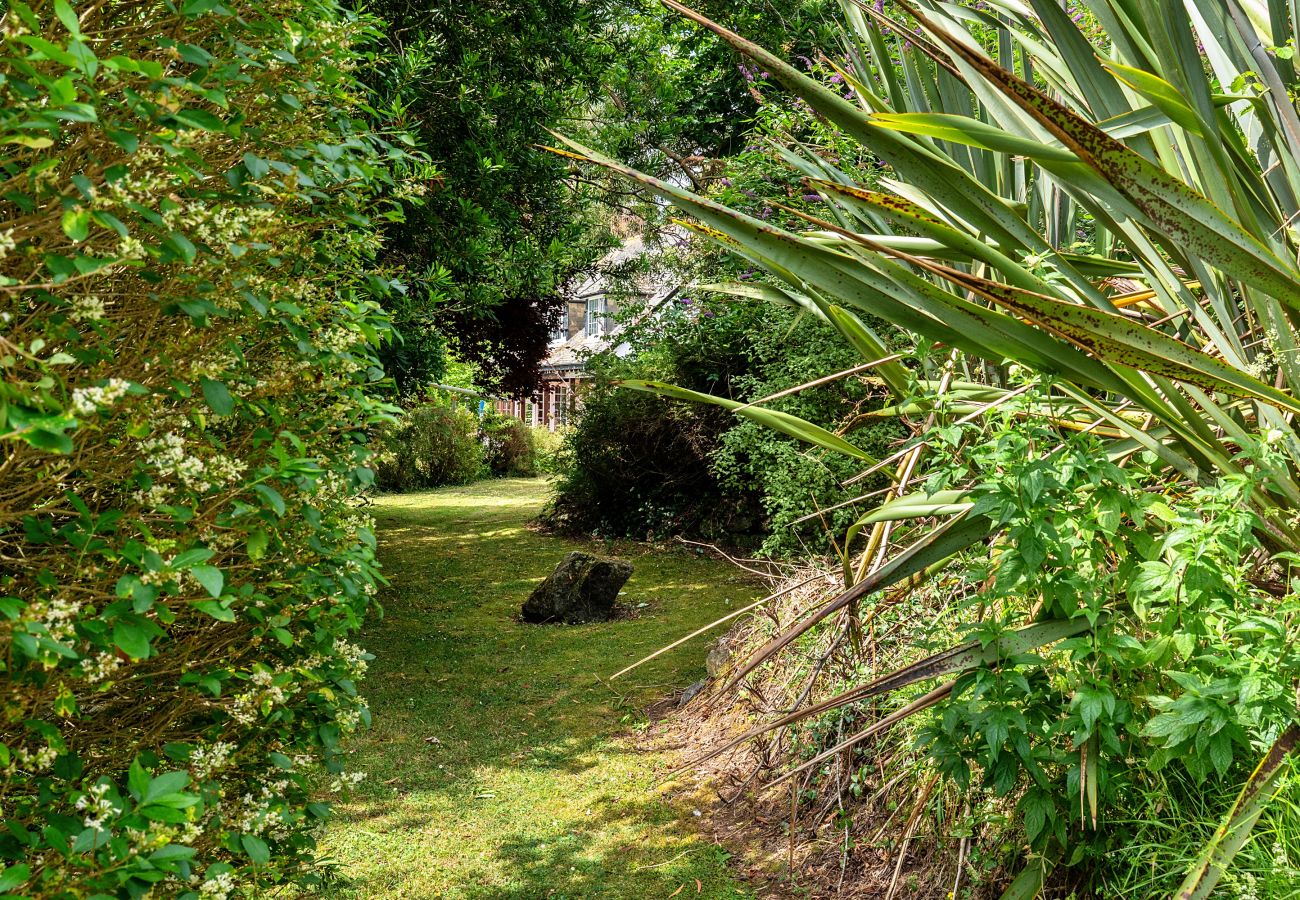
xmin=521 ymin=551 xmax=633 ymax=624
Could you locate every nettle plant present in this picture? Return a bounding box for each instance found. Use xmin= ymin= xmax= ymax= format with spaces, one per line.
xmin=1 ymin=1 xmax=413 ymax=896
xmin=563 ymin=0 xmax=1300 ymax=893
xmin=917 ymin=389 xmax=1300 ymax=877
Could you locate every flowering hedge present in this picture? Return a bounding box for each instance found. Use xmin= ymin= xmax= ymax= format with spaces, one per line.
xmin=0 ymin=1 xmax=412 ymax=895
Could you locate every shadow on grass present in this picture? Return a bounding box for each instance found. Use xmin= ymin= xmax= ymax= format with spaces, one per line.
xmin=315 ymin=478 xmax=759 ymax=899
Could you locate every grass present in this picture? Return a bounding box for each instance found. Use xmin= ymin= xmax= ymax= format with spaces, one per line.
xmin=314 ymin=477 xmax=761 ymax=899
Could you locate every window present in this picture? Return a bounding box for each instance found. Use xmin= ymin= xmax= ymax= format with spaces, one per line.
xmin=550 ymin=307 xmax=569 ymax=343
xmin=584 ymin=295 xmax=607 ymax=337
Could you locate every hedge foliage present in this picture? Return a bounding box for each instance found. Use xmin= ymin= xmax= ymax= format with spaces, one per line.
xmin=0 ymin=1 xmax=412 ymax=895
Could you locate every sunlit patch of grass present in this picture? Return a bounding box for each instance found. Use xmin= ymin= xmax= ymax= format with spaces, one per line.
xmin=313 ymin=478 xmax=759 ymax=898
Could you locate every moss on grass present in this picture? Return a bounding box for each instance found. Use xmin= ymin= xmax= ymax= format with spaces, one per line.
xmin=315 ymin=478 xmax=760 ymax=899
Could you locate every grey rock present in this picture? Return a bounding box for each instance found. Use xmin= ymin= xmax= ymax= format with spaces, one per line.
xmin=521 ymin=551 xmax=633 ymax=624
xmin=678 ymin=679 xmax=706 ymax=707
xmin=706 ymin=638 xmax=733 ymax=678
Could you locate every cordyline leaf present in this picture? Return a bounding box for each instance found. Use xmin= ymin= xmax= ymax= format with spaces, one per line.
xmin=701 ymin=279 xmax=911 ymax=397
xmin=893 ymin=0 xmax=1300 ymax=314
xmin=546 ymin=135 xmax=1123 ymax=394
xmin=718 ymin=512 xmax=994 ymax=695
xmin=850 ymin=489 xmax=974 ymax=525
xmin=1100 ymin=60 xmax=1206 ymax=137
xmin=934 ymin=269 xmax=1300 ymax=415
xmin=658 ymin=0 xmax=1047 ymax=254
xmin=677 ymin=612 xmax=1104 ymax=777
xmin=1174 ymin=724 xmax=1300 ymax=900
xmin=618 ymin=379 xmax=877 ymax=462
xmin=871 ymin=112 xmax=1080 ymax=162
xmin=763 ymin=680 xmax=956 ymax=791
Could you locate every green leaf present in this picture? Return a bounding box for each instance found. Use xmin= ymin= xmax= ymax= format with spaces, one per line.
xmin=113 ymin=615 xmax=161 ymax=659
xmin=142 ymin=770 xmax=190 ymax=803
xmin=193 ymin=600 xmax=235 ymax=622
xmin=190 ymin=565 xmax=223 ymax=598
xmin=171 ymin=107 xmax=226 ymax=131
xmin=243 ymin=152 xmax=270 ymax=178
xmin=246 ymin=528 xmax=269 ymax=561
xmin=241 ymin=834 xmax=270 ymax=865
xmin=128 ymin=758 xmax=150 ymax=800
xmin=61 ymin=208 xmax=90 ymax=242
xmin=200 ymin=377 xmax=234 ymax=416
xmin=1175 ymin=726 xmax=1300 ymax=899
xmin=619 ymin=379 xmax=876 ymax=462
xmin=53 ymin=0 xmax=82 ymax=38
xmin=0 ymin=863 xmax=30 ymax=892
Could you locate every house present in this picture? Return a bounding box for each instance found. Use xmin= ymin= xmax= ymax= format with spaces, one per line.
xmin=496 ymin=236 xmax=674 ymax=430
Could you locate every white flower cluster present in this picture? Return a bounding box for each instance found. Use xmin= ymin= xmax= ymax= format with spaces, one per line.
xmin=198 ymin=870 xmax=236 ymax=900
xmin=138 ymin=432 xmax=247 ymax=499
xmin=333 ymin=639 xmax=369 ymax=677
xmin=70 ymin=295 xmax=107 ymax=322
xmin=314 ymin=325 xmax=357 ymax=354
xmin=31 ymin=596 xmax=83 ymax=641
xmin=0 ymin=228 xmax=15 ymax=258
xmin=16 ymin=745 xmax=57 ymax=772
xmin=335 ymin=704 xmax=365 ymax=732
xmin=71 ymin=378 xmax=131 ymax=417
xmin=328 ymin=770 xmax=366 ymax=792
xmin=82 ymin=651 xmax=123 ymax=684
xmin=189 ymin=741 xmax=235 ymax=780
xmin=75 ymin=782 xmax=117 ymax=831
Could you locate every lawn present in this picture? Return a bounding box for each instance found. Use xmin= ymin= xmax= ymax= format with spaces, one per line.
xmin=314 ymin=478 xmax=761 ymax=899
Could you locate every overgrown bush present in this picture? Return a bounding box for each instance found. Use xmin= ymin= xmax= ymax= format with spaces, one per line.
xmin=528 ymin=425 xmax=564 ymax=476
xmin=480 ymin=412 xmax=535 ymax=477
xmin=544 ymin=299 xmax=899 ymax=552
xmin=543 ymin=301 xmax=767 ymax=542
xmin=0 ymin=2 xmax=410 ymax=894
xmin=372 ymin=403 xmax=484 ymax=491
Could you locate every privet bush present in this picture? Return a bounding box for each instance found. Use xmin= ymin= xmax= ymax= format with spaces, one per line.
xmin=0 ymin=1 xmax=412 ymax=895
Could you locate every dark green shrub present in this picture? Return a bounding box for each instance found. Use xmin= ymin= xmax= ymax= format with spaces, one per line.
xmin=0 ymin=2 xmax=414 ymax=892
xmin=373 ymin=404 xmax=484 ymax=490
xmin=544 ymin=300 xmax=769 ymax=543
xmin=544 ymin=299 xmax=901 ymax=553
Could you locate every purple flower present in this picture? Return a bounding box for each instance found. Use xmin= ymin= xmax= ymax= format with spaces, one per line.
xmin=739 ymin=269 xmax=755 ymax=281
xmin=702 ymin=310 xmax=716 ymax=318
xmin=720 ymin=177 xmax=732 ymax=187
xmin=742 ymin=188 xmax=758 ymax=199
xmin=796 ymin=54 xmax=814 ymax=70
xmin=874 ymin=0 xmax=884 ymax=12
xmin=759 ymin=207 xmax=773 ymax=219
xmin=802 ymin=193 xmax=823 ymax=202
xmin=830 ymin=73 xmax=844 ymax=84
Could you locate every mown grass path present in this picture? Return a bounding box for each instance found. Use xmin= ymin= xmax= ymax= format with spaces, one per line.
xmin=317 ymin=478 xmax=760 ymax=899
